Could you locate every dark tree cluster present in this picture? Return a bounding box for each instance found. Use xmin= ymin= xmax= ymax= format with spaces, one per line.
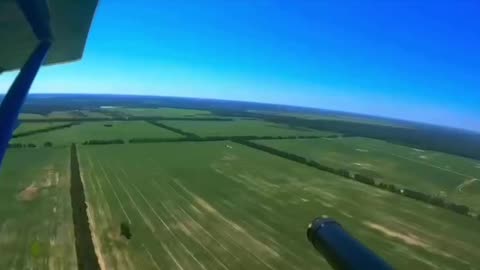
xmin=120 ymin=222 xmax=132 ymax=240
xmin=354 ymin=174 xmax=375 ymax=185
xmin=44 ymin=142 xmax=53 ymax=147
xmin=8 ymin=143 xmax=37 ymax=148
xmin=82 ymin=139 xmax=125 ymax=145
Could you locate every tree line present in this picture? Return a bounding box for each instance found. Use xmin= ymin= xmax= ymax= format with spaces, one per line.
xmin=21 ymin=117 xmax=234 ymax=123
xmin=13 ymin=123 xmax=76 ymax=138
xmin=9 ymin=142 xmax=53 ymax=148
xmin=146 ymin=121 xmax=200 ymax=138
xmin=234 ymin=139 xmax=476 ymax=218
xmin=82 ymin=139 xmax=125 ymax=145
xmin=69 ymin=144 xmax=101 ymax=270
xmin=14 ymin=135 xmax=331 ymax=147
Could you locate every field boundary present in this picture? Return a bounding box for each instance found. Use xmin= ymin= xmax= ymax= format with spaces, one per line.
xmin=128 ymin=135 xmax=327 ymax=144
xmin=146 ymin=121 xmax=200 ymax=138
xmin=13 ymin=123 xmax=76 ymax=138
xmin=70 ymin=144 xmax=101 ymax=270
xmin=233 ymin=139 xmax=478 ymax=220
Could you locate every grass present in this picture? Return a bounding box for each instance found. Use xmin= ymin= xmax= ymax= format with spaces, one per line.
xmin=19 ymin=111 xmax=109 ymax=120
xmin=256 ymin=137 xmax=480 ymax=212
xmin=0 ymin=148 xmax=76 ymax=269
xmin=78 ymin=142 xmax=480 ymax=270
xmin=11 ymin=121 xmax=183 ymax=146
xmin=18 ymin=113 xmax=46 ymax=120
xmin=47 ymin=110 xmax=110 ymax=119
xmin=158 ymin=119 xmax=337 ymax=137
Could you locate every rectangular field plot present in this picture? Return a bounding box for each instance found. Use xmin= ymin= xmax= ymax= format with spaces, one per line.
xmin=109 ymin=107 xmax=217 ymax=118
xmin=19 ymin=113 xmax=47 ymax=120
xmin=0 ymin=148 xmax=76 ymax=269
xmin=257 ymin=137 xmax=480 ymax=212
xmin=12 ymin=121 xmax=182 ymax=146
xmin=78 ymin=142 xmax=480 ymax=270
xmin=159 ymin=119 xmax=336 ymax=137
xmin=47 ymin=110 xmax=110 ymax=119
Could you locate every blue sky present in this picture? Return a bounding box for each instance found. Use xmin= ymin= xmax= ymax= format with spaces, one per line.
xmin=1 ymin=1 xmax=479 ymax=131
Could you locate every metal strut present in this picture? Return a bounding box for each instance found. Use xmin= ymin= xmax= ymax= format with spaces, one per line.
xmin=0 ymin=41 xmax=51 ymax=167
xmin=0 ymin=0 xmax=53 ymax=167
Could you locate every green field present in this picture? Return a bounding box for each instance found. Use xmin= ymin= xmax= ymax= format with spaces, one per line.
xmin=159 ymin=119 xmax=337 ymax=137
xmin=78 ymin=142 xmax=480 ymax=270
xmin=14 ymin=122 xmax=72 ymax=134
xmin=103 ymin=107 xmax=216 ymax=118
xmin=247 ymin=110 xmax=405 ymax=127
xmin=47 ymin=110 xmax=109 ymax=119
xmin=256 ymin=137 xmax=480 ymax=212
xmin=0 ymin=148 xmax=76 ymax=269
xmin=12 ymin=121 xmax=182 ymax=146
xmin=19 ymin=111 xmax=109 ymax=120
xmin=18 ymin=113 xmax=47 ymax=120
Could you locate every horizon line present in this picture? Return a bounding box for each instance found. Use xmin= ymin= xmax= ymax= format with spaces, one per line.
xmin=13 ymin=92 xmax=480 ymax=135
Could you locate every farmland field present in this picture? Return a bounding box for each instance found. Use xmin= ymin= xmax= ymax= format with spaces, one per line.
xmin=103 ymin=107 xmax=217 ymax=118
xmin=78 ymin=142 xmax=480 ymax=270
xmin=256 ymin=137 xmax=480 ymax=212
xmin=11 ymin=121 xmax=182 ymax=146
xmin=0 ymin=148 xmax=76 ymax=269
xmin=158 ymin=119 xmax=337 ymax=137
xmin=47 ymin=110 xmax=110 ymax=119
xmin=247 ymin=110 xmax=405 ymax=127
xmin=19 ymin=113 xmax=47 ymax=120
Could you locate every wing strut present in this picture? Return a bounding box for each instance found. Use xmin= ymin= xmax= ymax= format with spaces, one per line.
xmin=0 ymin=0 xmax=52 ymax=168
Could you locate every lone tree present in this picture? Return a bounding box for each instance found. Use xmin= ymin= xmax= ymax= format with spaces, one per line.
xmin=120 ymin=222 xmax=132 ymax=240
xmin=44 ymin=142 xmax=53 ymax=147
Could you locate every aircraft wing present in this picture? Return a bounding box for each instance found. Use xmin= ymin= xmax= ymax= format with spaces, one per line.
xmin=0 ymin=0 xmax=98 ymax=168
xmin=0 ymin=0 xmax=98 ymax=73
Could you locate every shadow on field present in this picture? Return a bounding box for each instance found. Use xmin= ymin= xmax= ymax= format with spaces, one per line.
xmin=70 ymin=144 xmax=101 ymax=270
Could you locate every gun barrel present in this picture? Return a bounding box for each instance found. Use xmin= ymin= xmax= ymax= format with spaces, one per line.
xmin=307 ymin=218 xmax=393 ymax=270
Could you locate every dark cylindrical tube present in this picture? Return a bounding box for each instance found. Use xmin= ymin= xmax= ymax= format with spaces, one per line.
xmin=307 ymin=218 xmax=393 ymax=270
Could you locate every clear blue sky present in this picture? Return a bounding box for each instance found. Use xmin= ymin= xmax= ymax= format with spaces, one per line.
xmin=1 ymin=1 xmax=479 ymax=131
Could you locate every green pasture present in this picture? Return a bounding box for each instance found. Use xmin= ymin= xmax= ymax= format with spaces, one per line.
xmin=11 ymin=121 xmax=182 ymax=146
xmin=158 ymin=119 xmax=337 ymax=137
xmin=103 ymin=107 xmax=216 ymax=118
xmin=257 ymin=137 xmax=480 ymax=212
xmin=78 ymin=142 xmax=480 ymax=270
xmin=0 ymin=148 xmax=76 ymax=269
xmin=18 ymin=113 xmax=46 ymax=120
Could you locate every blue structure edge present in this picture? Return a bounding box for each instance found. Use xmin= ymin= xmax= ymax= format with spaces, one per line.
xmin=0 ymin=42 xmax=51 ymax=167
